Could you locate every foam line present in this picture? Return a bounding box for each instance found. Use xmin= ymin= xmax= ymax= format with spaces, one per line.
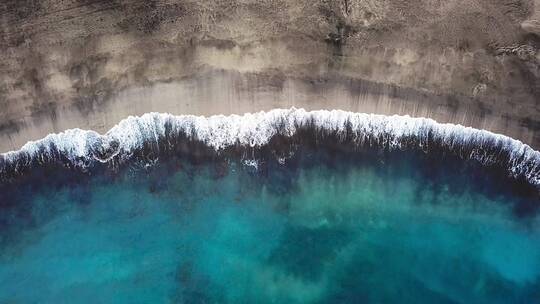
xmin=1 ymin=108 xmax=539 ymax=186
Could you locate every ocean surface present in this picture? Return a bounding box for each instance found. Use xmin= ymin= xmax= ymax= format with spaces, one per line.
xmin=0 ymin=109 xmax=539 ymax=303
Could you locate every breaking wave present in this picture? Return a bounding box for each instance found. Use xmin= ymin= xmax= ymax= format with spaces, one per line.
xmin=1 ymin=108 xmax=539 ymax=188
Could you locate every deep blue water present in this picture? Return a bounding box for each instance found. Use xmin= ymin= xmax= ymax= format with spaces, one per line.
xmin=0 ymin=145 xmax=539 ymax=303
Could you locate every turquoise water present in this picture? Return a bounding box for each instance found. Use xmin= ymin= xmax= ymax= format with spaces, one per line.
xmin=0 ymin=147 xmax=539 ymax=303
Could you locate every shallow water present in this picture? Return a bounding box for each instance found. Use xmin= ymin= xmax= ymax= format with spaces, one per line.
xmin=0 ymin=146 xmax=539 ymax=303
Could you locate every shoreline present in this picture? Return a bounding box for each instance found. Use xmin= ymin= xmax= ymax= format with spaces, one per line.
xmin=1 ymin=70 xmax=538 ymax=153
xmin=2 ymin=108 xmax=539 ymax=191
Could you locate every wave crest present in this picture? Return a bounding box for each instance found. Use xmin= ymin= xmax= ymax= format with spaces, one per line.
xmin=1 ymin=108 xmax=539 ymax=187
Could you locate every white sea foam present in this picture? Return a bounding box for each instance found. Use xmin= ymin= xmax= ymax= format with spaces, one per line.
xmin=1 ymin=108 xmax=539 ymax=186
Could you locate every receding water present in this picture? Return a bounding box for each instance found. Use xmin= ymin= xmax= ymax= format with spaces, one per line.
xmin=0 ymin=145 xmax=539 ymax=303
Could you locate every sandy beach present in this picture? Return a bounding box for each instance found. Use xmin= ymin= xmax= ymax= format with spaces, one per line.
xmin=1 ymin=0 xmax=539 ymax=151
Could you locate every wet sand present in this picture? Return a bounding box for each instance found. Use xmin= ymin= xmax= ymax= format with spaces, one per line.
xmin=1 ymin=69 xmax=537 ymax=153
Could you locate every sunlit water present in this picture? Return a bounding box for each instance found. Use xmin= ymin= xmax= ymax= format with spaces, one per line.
xmin=0 ymin=146 xmax=539 ymax=303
